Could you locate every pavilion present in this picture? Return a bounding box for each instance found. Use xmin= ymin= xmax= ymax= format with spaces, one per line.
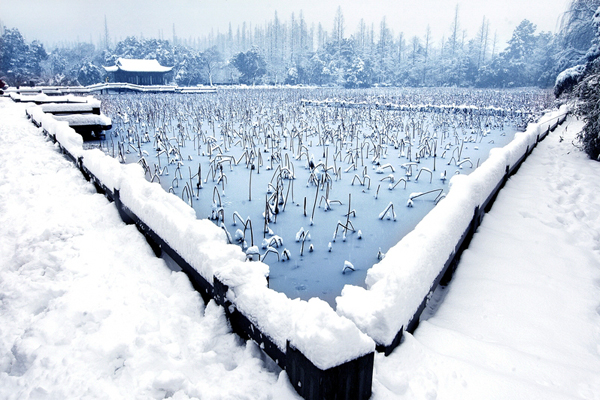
xmin=103 ymin=58 xmax=173 ymax=85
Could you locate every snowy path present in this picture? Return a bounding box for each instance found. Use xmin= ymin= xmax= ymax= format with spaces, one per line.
xmin=0 ymin=99 xmax=292 ymax=399
xmin=373 ymin=116 xmax=600 ymax=399
xmin=1 ymin=97 xmax=599 ymax=400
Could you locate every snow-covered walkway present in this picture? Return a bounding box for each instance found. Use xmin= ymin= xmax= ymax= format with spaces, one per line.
xmin=1 ymin=97 xmax=599 ymax=399
xmin=0 ymin=99 xmax=292 ymax=399
xmin=373 ymin=116 xmax=600 ymax=399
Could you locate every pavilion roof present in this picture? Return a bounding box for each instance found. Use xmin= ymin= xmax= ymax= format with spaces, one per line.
xmin=104 ymin=58 xmax=173 ymax=73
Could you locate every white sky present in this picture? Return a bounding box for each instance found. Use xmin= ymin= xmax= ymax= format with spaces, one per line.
xmin=3 ymin=0 xmax=570 ymax=49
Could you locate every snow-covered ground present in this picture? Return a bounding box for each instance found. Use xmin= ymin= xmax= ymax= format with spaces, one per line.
xmin=1 ymin=97 xmax=599 ymax=399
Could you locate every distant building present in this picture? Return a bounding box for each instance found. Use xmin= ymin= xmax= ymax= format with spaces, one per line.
xmin=103 ymin=58 xmax=173 ymax=85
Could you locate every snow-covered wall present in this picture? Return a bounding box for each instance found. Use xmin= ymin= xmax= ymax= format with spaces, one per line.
xmin=336 ymin=105 xmax=571 ymax=347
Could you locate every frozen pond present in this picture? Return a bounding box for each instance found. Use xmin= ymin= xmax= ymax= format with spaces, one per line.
xmin=89 ymin=87 xmax=552 ymax=305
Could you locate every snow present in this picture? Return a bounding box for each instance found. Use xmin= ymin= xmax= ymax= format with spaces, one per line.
xmin=289 ymin=298 xmax=375 ymax=371
xmin=40 ymin=101 xmax=101 ymax=113
xmin=555 ymin=64 xmax=585 ymax=88
xmin=104 ymin=58 xmax=173 ymax=73
xmin=228 ymin=283 xmax=300 ymax=351
xmin=2 ymin=95 xmax=599 ymax=398
xmin=80 ymin=148 xmax=123 ymax=192
xmin=9 ymin=93 xmax=90 ymax=104
xmin=52 ymin=114 xmax=112 ymax=127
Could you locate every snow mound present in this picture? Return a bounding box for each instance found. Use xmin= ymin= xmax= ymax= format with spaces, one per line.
xmin=290 ymin=298 xmax=375 ymax=370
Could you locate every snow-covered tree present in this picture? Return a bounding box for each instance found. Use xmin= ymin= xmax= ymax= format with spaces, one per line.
xmin=574 ymin=63 xmax=600 ymax=159
xmin=501 ymin=20 xmax=538 ymax=87
xmin=231 ymin=47 xmax=267 ymax=84
xmin=567 ymin=5 xmax=600 ymax=160
xmin=0 ymin=28 xmax=48 ymax=86
xmin=555 ymin=0 xmax=600 ymax=72
xmin=77 ymin=62 xmax=104 ymax=86
xmin=200 ymin=46 xmax=222 ymax=86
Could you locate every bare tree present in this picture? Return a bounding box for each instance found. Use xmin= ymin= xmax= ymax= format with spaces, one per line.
xmin=397 ymin=32 xmax=405 ymax=65
xmin=449 ymin=4 xmax=460 ymax=56
xmin=104 ymin=15 xmax=110 ymax=50
xmin=423 ymin=25 xmax=431 ymax=84
xmin=333 ymin=6 xmax=345 ymax=43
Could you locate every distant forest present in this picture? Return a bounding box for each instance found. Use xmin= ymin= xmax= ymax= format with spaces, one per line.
xmin=0 ymin=1 xmax=599 ymax=91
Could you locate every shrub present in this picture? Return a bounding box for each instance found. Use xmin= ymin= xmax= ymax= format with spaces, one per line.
xmin=575 ymin=61 xmax=600 ymax=160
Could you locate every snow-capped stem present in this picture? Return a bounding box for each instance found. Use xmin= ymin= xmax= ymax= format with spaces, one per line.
xmin=232 ymin=211 xmax=245 ymax=226
xmin=378 ymin=202 xmax=396 ymax=221
xmin=457 ymin=158 xmax=474 ymax=168
xmin=342 ymin=260 xmax=355 ymax=274
xmin=345 ymin=193 xmax=352 ymax=230
xmin=282 ymin=177 xmax=292 ymax=212
xmin=298 ymin=229 xmax=309 ymax=256
xmin=248 ymin=166 xmax=252 ymax=201
xmin=378 ymin=163 xmax=395 ymax=172
xmin=409 ymin=188 xmax=445 ymax=203
xmin=181 ymin=183 xmax=193 ymax=207
xmin=303 ymin=196 xmax=307 ymax=217
xmin=261 ymin=246 xmax=280 ymax=262
xmin=219 ymin=222 xmax=233 ymax=244
xmin=263 ymin=194 xmax=270 ymax=238
xmin=415 ymin=167 xmax=433 ymax=183
xmin=212 ymin=186 xmax=222 ymax=208
xmin=393 ymin=177 xmax=408 ymax=190
xmin=311 ymin=184 xmax=318 ymax=223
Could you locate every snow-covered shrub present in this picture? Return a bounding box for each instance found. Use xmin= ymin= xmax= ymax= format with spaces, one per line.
xmin=554 ymin=64 xmax=585 ymax=97
xmin=575 ymin=61 xmax=600 ymax=160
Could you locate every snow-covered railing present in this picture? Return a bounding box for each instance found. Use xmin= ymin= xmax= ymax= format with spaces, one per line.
xmin=41 ymin=101 xmax=101 ymax=114
xmin=301 ymin=99 xmax=533 ymax=117
xmin=24 ymin=103 xmax=375 ymax=400
xmin=84 ymin=82 xmax=216 ymax=94
xmin=336 ymin=105 xmax=570 ymax=353
xmin=26 ymin=97 xmax=111 ymax=138
xmin=9 ymin=92 xmax=91 ymax=104
xmin=4 ymin=83 xmax=216 ymax=95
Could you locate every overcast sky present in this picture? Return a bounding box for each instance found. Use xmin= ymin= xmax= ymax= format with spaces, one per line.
xmin=3 ymin=0 xmax=570 ymax=49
